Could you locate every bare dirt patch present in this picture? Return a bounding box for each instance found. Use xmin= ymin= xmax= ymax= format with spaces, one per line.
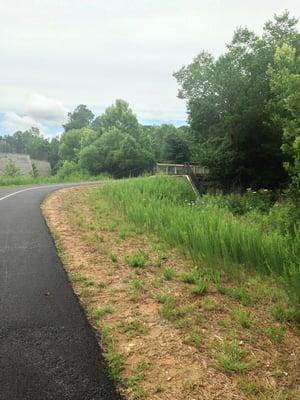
xmin=42 ymin=187 xmax=300 ymax=400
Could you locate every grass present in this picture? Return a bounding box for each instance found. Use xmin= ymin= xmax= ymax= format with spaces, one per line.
xmin=265 ymin=326 xmax=285 ymax=343
xmin=89 ymin=305 xmax=114 ymax=322
xmin=233 ymin=308 xmax=251 ymax=329
xmin=218 ymin=340 xmax=249 ymax=373
xmin=99 ymin=177 xmax=300 ymax=312
xmin=183 ymin=330 xmax=202 ymax=349
xmin=180 ymin=270 xmax=199 ymax=284
xmin=127 ymin=359 xmax=151 ymax=399
xmin=110 ymin=252 xmax=118 ymax=263
xmin=45 ymin=182 xmax=300 ymax=400
xmin=69 ymin=272 xmax=93 ymax=287
xmin=101 ymin=326 xmax=125 ymax=382
xmin=0 ymin=172 xmax=108 ymax=187
xmin=125 ymin=250 xmax=147 ymax=268
xmin=191 ymin=277 xmax=208 ymax=296
xmin=118 ymin=320 xmax=148 ymax=337
xmin=162 ymin=267 xmax=176 ymax=280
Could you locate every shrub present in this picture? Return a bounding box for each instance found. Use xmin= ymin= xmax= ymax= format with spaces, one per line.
xmin=4 ymin=159 xmax=21 ymax=177
xmin=57 ymin=160 xmax=89 ymax=179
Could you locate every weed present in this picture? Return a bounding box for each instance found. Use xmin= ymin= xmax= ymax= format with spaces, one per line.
xmin=183 ymin=380 xmax=198 ymax=394
xmin=218 ymin=285 xmax=252 ymax=306
xmin=110 ymin=252 xmax=118 ymax=263
xmin=271 ymin=305 xmax=288 ymax=322
xmin=183 ymin=330 xmax=202 ymax=349
xmin=180 ymin=270 xmax=199 ymax=284
xmin=96 ymin=281 xmax=107 ymax=289
xmin=127 ymin=359 xmax=151 ymax=400
xmin=101 ymin=326 xmax=124 ymax=382
xmin=118 ymin=320 xmax=148 ymax=337
xmin=162 ymin=267 xmax=176 ymax=280
xmin=218 ymin=340 xmax=248 ymax=373
xmin=156 ymin=293 xmax=176 ymax=306
xmin=201 ymin=298 xmax=223 ymax=312
xmin=159 ymin=303 xmax=176 ymax=320
xmin=69 ymin=272 xmax=93 ymax=287
xmin=119 ymin=227 xmax=129 ymax=240
xmin=89 ymin=305 xmax=114 ymax=322
xmin=108 ymin=220 xmax=118 ymax=231
xmin=233 ymin=308 xmax=251 ymax=329
xmin=125 ymin=251 xmax=147 ymax=268
xmin=131 ymin=278 xmax=143 ymax=291
xmin=192 ymin=278 xmax=208 ymax=296
xmin=265 ymin=326 xmax=285 ymax=343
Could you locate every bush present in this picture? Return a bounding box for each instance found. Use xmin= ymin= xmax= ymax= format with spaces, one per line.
xmin=4 ymin=159 xmax=21 ymax=177
xmin=57 ymin=160 xmax=89 ymax=179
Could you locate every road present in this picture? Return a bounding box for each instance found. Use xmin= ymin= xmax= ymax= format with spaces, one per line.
xmin=0 ymin=183 xmax=123 ymax=400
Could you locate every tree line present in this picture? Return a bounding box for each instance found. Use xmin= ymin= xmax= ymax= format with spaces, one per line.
xmin=0 ymin=11 xmax=299 ymax=195
xmin=0 ymin=100 xmax=191 ymax=178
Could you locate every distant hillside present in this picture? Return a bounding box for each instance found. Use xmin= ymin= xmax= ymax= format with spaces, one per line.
xmin=0 ymin=153 xmax=51 ymax=177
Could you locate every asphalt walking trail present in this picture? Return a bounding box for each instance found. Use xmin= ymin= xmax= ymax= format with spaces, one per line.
xmin=0 ymin=183 xmax=123 ymax=400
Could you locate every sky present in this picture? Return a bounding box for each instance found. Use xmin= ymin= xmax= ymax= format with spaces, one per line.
xmin=0 ymin=0 xmax=299 ymax=137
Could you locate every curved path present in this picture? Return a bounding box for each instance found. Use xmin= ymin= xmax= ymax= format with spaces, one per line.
xmin=0 ymin=183 xmax=122 ymax=400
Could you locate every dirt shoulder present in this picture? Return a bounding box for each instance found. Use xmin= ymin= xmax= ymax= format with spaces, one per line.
xmin=42 ymin=187 xmax=300 ymax=400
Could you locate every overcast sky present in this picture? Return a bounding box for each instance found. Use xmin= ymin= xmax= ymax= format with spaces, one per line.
xmin=0 ymin=0 xmax=299 ymax=137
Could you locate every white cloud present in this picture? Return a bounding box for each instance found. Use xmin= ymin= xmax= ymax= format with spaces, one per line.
xmin=0 ymin=1 xmax=299 ymax=124
xmin=25 ymin=93 xmax=68 ymax=125
xmin=1 ymin=112 xmax=45 ymax=134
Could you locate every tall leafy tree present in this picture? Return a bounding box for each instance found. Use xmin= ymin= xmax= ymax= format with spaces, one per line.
xmin=174 ymin=12 xmax=299 ymax=189
xmin=63 ymin=104 xmax=94 ymax=132
xmin=79 ymin=128 xmax=153 ymax=177
xmin=92 ymin=99 xmax=141 ymax=139
xmin=268 ymin=43 xmax=300 ymax=194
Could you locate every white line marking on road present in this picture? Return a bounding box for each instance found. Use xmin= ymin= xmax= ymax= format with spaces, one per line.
xmin=0 ymin=181 xmax=103 ymax=202
xmin=0 ymin=184 xmax=65 ymax=202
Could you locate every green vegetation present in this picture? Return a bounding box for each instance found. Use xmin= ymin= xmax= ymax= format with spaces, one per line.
xmin=101 ymin=326 xmax=125 ymax=382
xmin=118 ymin=320 xmax=148 ymax=337
xmin=265 ymin=326 xmax=285 ymax=343
xmin=162 ymin=267 xmax=176 ymax=280
xmin=125 ymin=250 xmax=147 ymax=268
xmin=233 ymin=308 xmax=251 ymax=329
xmin=1 ymin=12 xmax=300 ymax=207
xmin=191 ymin=278 xmax=208 ymax=296
xmin=218 ymin=340 xmax=248 ymax=373
xmin=98 ymin=177 xmax=300 ymax=316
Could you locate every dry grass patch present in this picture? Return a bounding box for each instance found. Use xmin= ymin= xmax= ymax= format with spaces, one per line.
xmin=42 ymin=187 xmax=300 ymax=400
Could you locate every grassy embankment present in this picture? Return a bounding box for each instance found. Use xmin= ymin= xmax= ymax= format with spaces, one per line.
xmin=0 ymin=173 xmax=109 ymax=187
xmin=44 ymin=176 xmax=300 ymax=400
xmin=101 ymin=177 xmax=300 ymax=316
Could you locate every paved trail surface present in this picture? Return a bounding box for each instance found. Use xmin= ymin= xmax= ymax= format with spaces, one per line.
xmin=0 ymin=183 xmax=122 ymax=400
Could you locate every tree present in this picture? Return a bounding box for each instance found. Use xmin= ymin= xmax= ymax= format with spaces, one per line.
xmin=174 ymin=12 xmax=299 ymax=189
xmin=79 ymin=128 xmax=153 ymax=177
xmin=48 ymin=137 xmax=60 ymax=173
xmin=92 ymin=99 xmax=141 ymax=139
xmin=268 ymin=43 xmax=300 ymax=193
xmin=63 ymin=104 xmax=94 ymax=132
xmin=58 ymin=128 xmax=84 ymax=162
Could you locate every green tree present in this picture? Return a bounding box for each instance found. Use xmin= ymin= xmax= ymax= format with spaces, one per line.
xmin=174 ymin=12 xmax=299 ymax=189
xmin=63 ymin=104 xmax=94 ymax=132
xmin=80 ymin=128 xmax=153 ymax=177
xmin=268 ymin=43 xmax=300 ymax=193
xmin=58 ymin=129 xmax=84 ymax=162
xmin=92 ymin=99 xmax=141 ymax=139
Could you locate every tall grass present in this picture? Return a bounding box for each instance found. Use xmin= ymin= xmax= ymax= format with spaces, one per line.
xmin=0 ymin=173 xmax=109 ymax=187
xmin=96 ymin=177 xmax=300 ymax=308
